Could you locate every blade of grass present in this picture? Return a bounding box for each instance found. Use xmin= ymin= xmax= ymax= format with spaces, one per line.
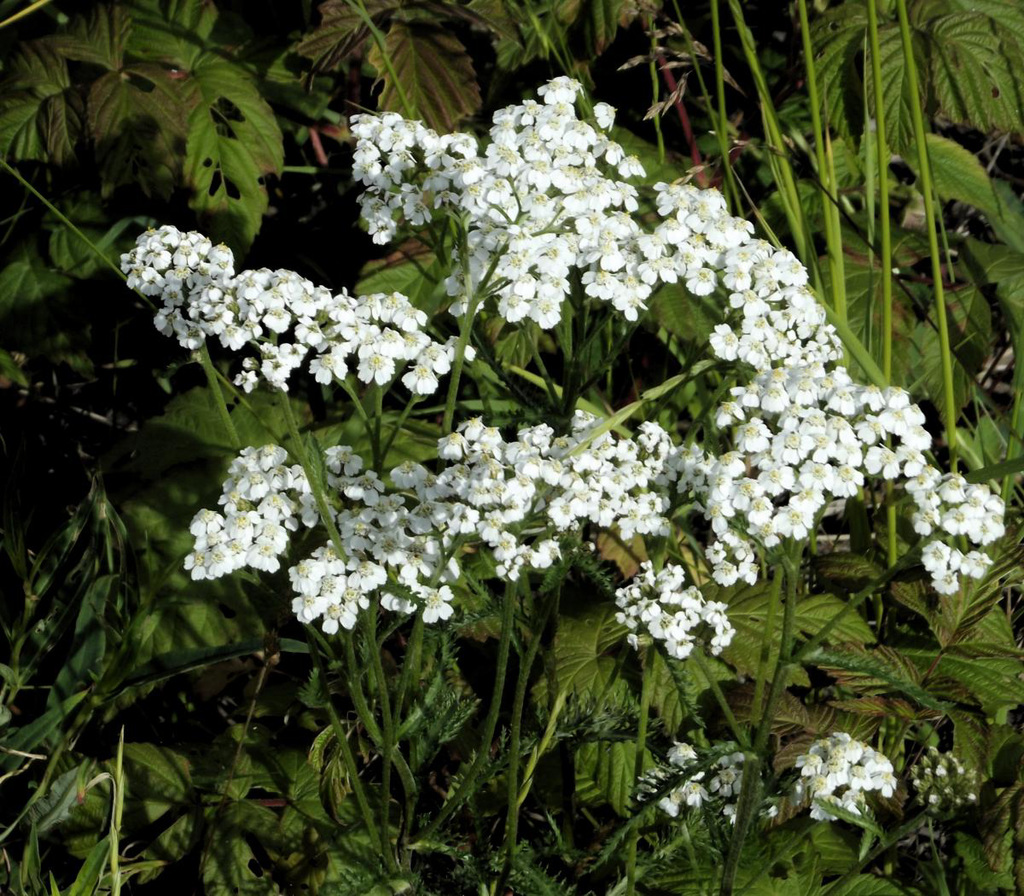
xmin=895 ymin=0 xmax=958 ymax=468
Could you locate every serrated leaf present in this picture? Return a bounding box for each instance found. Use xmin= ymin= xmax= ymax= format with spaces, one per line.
xmin=576 ymin=739 xmax=639 ymax=816
xmin=183 ymin=54 xmax=284 ymax=252
xmin=812 ymin=645 xmax=953 ymax=712
xmin=0 ymin=38 xmax=82 ymax=164
xmin=296 ymin=0 xmax=396 ymax=73
xmin=368 ymin=21 xmax=481 ymax=132
xmin=88 ymin=64 xmax=188 ymax=200
xmin=925 ymin=12 xmax=1024 ymax=136
xmin=918 ymin=133 xmax=999 ymax=215
xmin=910 ymin=282 xmax=992 ymax=424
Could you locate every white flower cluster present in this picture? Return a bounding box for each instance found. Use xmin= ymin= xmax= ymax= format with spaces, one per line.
xmin=349 ymin=78 xmax=1006 ymax=597
xmin=121 ymin=225 xmax=465 ymax=395
xmin=793 ymin=733 xmax=896 ymax=822
xmin=353 ymin=78 xmax=749 ymax=326
xmin=184 ymin=412 xmax=677 ymax=632
xmin=429 ymin=412 xmax=672 ymax=581
xmin=184 ymin=446 xmax=317 ymax=580
xmin=614 ymin=561 xmax=734 ymax=660
xmin=648 ymin=742 xmax=755 ymax=824
xmin=910 ymin=746 xmax=978 ymax=814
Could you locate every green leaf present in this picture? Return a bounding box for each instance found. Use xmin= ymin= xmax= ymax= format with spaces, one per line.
xmin=26 ymin=765 xmax=90 ymax=834
xmin=0 ymin=38 xmax=83 ymax=165
xmin=811 ymin=646 xmax=953 ymax=712
xmin=183 ymin=54 xmax=284 ymax=252
xmin=576 ymin=739 xmax=639 ymax=816
xmin=368 ymin=21 xmax=481 ymax=132
xmin=925 ymin=12 xmax=1024 ymax=136
xmin=296 ymin=0 xmax=395 ymax=73
xmin=89 ymin=64 xmax=188 ymax=200
xmin=0 ymin=243 xmax=90 ymax=370
xmin=581 ymin=0 xmax=625 ymax=55
xmin=909 ymin=283 xmax=991 ymax=424
xmin=918 ymin=133 xmax=998 ymax=215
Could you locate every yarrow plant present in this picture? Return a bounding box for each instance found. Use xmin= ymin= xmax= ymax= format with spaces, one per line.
xmin=118 ymin=77 xmax=1014 ymax=894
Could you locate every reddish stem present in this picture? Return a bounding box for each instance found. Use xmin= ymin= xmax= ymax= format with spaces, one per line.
xmin=656 ymin=54 xmax=707 ymax=185
xmin=308 ymin=126 xmax=329 ymax=167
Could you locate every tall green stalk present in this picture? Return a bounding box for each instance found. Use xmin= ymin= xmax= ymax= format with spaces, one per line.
xmin=720 ymin=547 xmax=800 ymax=895
xmin=708 ymin=0 xmax=740 ymax=212
xmin=411 ymin=581 xmax=517 ymax=845
xmin=308 ymin=630 xmax=387 ymax=859
xmin=726 ymin=0 xmax=817 ymax=285
xmin=625 ymin=649 xmax=654 ymax=896
xmin=866 ymin=0 xmax=898 ymax=566
xmin=498 ymin=588 xmax=556 ymax=890
xmin=895 ymin=0 xmax=958 ymax=468
xmin=797 ymin=0 xmax=846 ymax=325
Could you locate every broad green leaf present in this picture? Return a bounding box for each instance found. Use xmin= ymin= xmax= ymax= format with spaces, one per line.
xmin=581 ymin=0 xmax=625 ymax=55
xmin=549 ymin=603 xmax=628 ymax=699
xmin=925 ymin=12 xmax=1024 ymax=136
xmin=918 ymin=133 xmax=998 ymax=215
xmin=368 ymin=21 xmax=481 ymax=132
xmin=909 ymin=283 xmax=991 ymax=423
xmin=296 ymin=0 xmax=395 ymax=73
xmin=0 ymin=244 xmax=90 ymax=370
xmin=356 ymin=245 xmax=444 ymax=317
xmin=88 ymin=64 xmax=188 ymax=200
xmin=0 ymin=38 xmax=82 ymax=164
xmin=576 ymin=739 xmax=640 ymax=816
xmin=26 ymin=765 xmax=91 ymax=834
xmin=183 ymin=54 xmax=284 ymax=252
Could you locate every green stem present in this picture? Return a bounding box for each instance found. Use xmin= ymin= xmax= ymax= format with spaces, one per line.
xmin=895 ymin=0 xmax=957 ymax=467
xmin=726 ymin=0 xmax=816 ymax=283
xmin=708 ymin=0 xmax=740 ymax=212
xmin=199 ymin=345 xmax=240 ymax=449
xmin=797 ymin=0 xmax=845 ymax=325
xmin=380 ymin=394 xmax=421 ymax=467
xmin=279 ymin=394 xmax=348 ymax=562
xmin=720 ymin=547 xmax=800 ymax=896
xmin=341 ymin=631 xmax=384 ymax=745
xmin=625 ymin=648 xmax=654 ymax=895
xmin=691 ymin=650 xmax=749 ymax=748
xmin=411 ymin=581 xmax=517 ymax=846
xmin=364 ymin=601 xmax=398 ymax=872
xmin=441 ymin=296 xmax=476 ymax=435
xmin=0 ymin=157 xmax=144 ymax=297
xmin=307 ymin=630 xmax=386 ymax=857
xmin=499 ymin=584 xmax=555 ymax=890
xmin=751 ymin=564 xmax=783 ymax=726
xmin=822 ymin=813 xmax=928 ymax=895
xmin=347 ymin=0 xmax=415 ymax=119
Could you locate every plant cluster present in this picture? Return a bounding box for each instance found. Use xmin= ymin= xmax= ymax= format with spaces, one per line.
xmin=2 ymin=1 xmax=1024 ymax=895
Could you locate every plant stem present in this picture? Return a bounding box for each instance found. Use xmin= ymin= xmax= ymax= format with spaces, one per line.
xmin=364 ymin=600 xmax=398 ymax=871
xmin=199 ymin=346 xmax=240 ymax=449
xmin=726 ymin=0 xmax=816 ymax=283
xmin=279 ymin=395 xmax=349 ymax=562
xmin=707 ymin=0 xmax=740 ymax=211
xmin=109 ymin=727 xmax=125 ymax=896
xmin=411 ymin=581 xmax=517 ymax=846
xmin=797 ymin=0 xmax=845 ymax=325
xmin=895 ymin=0 xmax=957 ymax=468
xmin=751 ymin=564 xmax=784 ymax=726
xmin=625 ymin=648 xmax=654 ymax=895
xmin=498 ymin=586 xmax=555 ymax=889
xmin=347 ymin=0 xmax=415 ymax=119
xmin=720 ymin=546 xmax=800 ymax=895
xmin=307 ymin=630 xmax=386 ymax=857
xmin=441 ymin=297 xmax=476 ymax=436
xmin=691 ymin=650 xmax=749 ymax=748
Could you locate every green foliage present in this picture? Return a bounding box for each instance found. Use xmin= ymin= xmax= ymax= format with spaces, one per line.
xmin=2 ymin=0 xmax=1024 ymax=893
